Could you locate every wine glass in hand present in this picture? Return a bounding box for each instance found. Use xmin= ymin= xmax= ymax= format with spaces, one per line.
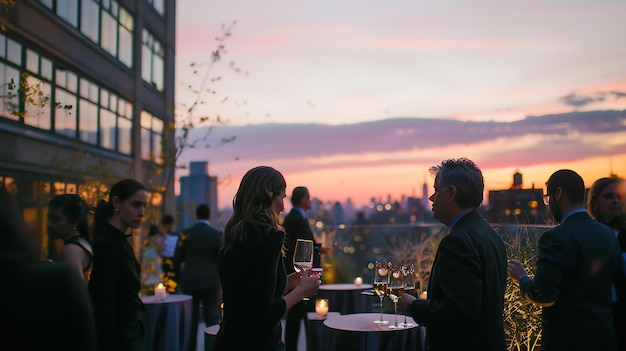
xmin=293 ymin=239 xmax=314 ymax=274
xmin=294 ymin=239 xmax=314 ymax=300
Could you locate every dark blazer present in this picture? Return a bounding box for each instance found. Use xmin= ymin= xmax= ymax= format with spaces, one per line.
xmin=409 ymin=210 xmax=507 ymax=351
xmin=175 ymin=222 xmax=223 ymax=291
xmin=214 ymin=225 xmax=287 ymax=351
xmin=520 ymin=212 xmax=622 ymax=351
xmin=283 ymin=208 xmax=319 ymax=272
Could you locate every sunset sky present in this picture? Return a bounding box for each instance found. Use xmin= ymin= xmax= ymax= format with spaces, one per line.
xmin=175 ymin=0 xmax=626 ymax=209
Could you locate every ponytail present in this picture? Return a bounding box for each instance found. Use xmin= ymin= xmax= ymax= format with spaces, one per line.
xmin=93 ymin=199 xmax=113 ymax=234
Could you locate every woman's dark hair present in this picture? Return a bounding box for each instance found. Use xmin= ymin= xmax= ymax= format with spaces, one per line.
xmin=49 ymin=194 xmax=91 ymax=241
xmin=93 ymin=179 xmax=148 ymax=231
xmin=224 ymin=166 xmax=286 ymax=250
xmin=0 ymin=186 xmax=39 ymax=262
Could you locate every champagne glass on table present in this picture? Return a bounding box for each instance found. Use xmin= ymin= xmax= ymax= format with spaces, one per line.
xmin=293 ymin=239 xmax=314 ymax=300
xmin=388 ymin=267 xmax=404 ymax=329
xmin=401 ymin=265 xmax=415 ymax=328
xmin=373 ymin=262 xmax=390 ymax=324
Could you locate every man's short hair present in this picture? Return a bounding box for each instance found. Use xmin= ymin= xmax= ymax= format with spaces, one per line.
xmin=429 ymin=158 xmax=484 ymax=209
xmin=546 ymin=169 xmax=585 ymax=204
xmin=291 ymin=186 xmax=310 ymax=207
xmin=196 ymin=204 xmax=210 ymax=220
xmin=161 ymin=214 xmax=174 ymax=225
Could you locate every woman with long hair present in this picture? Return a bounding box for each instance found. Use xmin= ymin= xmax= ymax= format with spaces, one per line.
xmin=88 ymin=179 xmax=149 ymax=351
xmin=214 ymin=166 xmax=320 ymax=351
xmin=588 ymin=177 xmax=626 ymax=351
xmin=47 ymin=194 xmax=93 ymax=282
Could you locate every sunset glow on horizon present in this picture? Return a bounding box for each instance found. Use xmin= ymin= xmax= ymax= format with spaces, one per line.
xmin=175 ymin=1 xmax=626 ymax=210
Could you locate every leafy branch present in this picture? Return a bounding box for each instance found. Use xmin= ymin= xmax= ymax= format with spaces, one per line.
xmin=0 ymin=72 xmax=72 ymax=118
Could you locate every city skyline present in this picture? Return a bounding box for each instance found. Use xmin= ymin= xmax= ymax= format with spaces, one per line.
xmin=175 ymin=1 xmax=626 ymax=209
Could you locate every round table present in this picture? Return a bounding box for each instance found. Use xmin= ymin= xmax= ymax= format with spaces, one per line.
xmin=322 ymin=313 xmax=422 ymax=351
xmin=318 ymin=283 xmax=374 ymax=314
xmin=142 ymin=294 xmax=193 ymax=351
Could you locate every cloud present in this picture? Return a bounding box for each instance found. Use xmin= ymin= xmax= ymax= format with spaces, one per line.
xmin=177 ymin=110 xmax=626 ymax=179
xmin=559 ymin=91 xmax=626 ymax=107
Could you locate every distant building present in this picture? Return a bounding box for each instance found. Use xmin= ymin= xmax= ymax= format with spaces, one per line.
xmin=487 ymin=171 xmax=548 ymax=224
xmin=0 ymin=0 xmax=176 ymax=255
xmin=177 ymin=161 xmax=218 ymax=229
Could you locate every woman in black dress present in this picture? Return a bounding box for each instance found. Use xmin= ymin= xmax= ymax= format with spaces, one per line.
xmin=47 ymin=194 xmax=93 ymax=283
xmin=588 ymin=177 xmax=626 ymax=351
xmin=214 ymin=166 xmax=320 ymax=351
xmin=88 ymin=179 xmax=149 ymax=351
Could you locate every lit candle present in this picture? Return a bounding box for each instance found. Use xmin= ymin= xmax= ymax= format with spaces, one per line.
xmin=354 ymin=276 xmax=363 ymax=285
xmin=420 ymin=291 xmax=428 ymax=299
xmin=155 ymin=283 xmax=167 ymax=301
xmin=315 ymin=299 xmax=329 ymax=317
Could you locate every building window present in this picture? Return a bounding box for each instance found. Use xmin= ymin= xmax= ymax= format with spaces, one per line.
xmin=79 ymin=77 xmax=99 ymax=145
xmin=80 ymin=0 xmax=100 ymax=43
xmin=38 ymin=0 xmax=134 ymax=68
xmin=56 ymin=0 xmax=79 ymax=27
xmin=0 ymin=35 xmax=21 ymax=120
xmin=1 ymin=34 xmax=135 ymax=155
xmin=140 ymin=110 xmax=163 ymax=163
xmin=146 ymin=0 xmax=165 ymax=16
xmin=141 ymin=29 xmax=164 ymax=91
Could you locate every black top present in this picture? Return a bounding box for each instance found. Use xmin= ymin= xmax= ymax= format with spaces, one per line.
xmin=64 ymin=235 xmax=93 ymax=275
xmin=519 ymin=212 xmax=623 ymax=351
xmin=88 ymin=223 xmax=144 ymax=351
xmin=214 ymin=225 xmax=287 ymax=351
xmin=409 ymin=210 xmax=507 ymax=351
xmin=1 ymin=261 xmax=97 ymax=351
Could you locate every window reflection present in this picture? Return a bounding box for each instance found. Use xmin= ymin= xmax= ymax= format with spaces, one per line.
xmin=142 ymin=29 xmax=164 ymax=91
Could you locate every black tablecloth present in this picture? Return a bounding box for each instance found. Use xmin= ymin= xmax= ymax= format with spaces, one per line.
xmin=318 ymin=284 xmax=374 ymax=314
xmin=322 ymin=313 xmax=422 ymax=351
xmin=142 ymin=294 xmax=193 ymax=351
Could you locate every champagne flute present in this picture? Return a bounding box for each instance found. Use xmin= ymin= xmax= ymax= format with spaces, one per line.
xmin=401 ymin=265 xmax=416 ymax=327
xmin=388 ymin=268 xmax=404 ymax=329
xmin=373 ymin=262 xmax=390 ymax=324
xmin=293 ymin=239 xmax=314 ymax=300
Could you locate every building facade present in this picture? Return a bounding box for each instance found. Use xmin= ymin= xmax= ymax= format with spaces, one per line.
xmin=487 ymin=171 xmax=548 ymax=224
xmin=0 ymin=0 xmax=176 ymax=256
xmin=177 ymin=161 xmax=218 ymax=230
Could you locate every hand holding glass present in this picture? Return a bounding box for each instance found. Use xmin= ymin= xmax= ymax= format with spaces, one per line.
xmin=294 ymin=239 xmax=315 ymax=300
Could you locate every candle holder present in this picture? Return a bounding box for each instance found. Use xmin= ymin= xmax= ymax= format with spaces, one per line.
xmin=354 ymin=276 xmax=363 ymax=285
xmin=154 ymin=282 xmax=167 ymax=301
xmin=315 ymin=298 xmax=329 ymax=318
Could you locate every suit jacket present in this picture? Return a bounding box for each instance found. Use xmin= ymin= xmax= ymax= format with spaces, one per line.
xmin=519 ymin=212 xmax=623 ymax=351
xmin=174 ymin=222 xmax=223 ymax=291
xmin=409 ymin=210 xmax=507 ymax=351
xmin=282 ymin=208 xmax=319 ymax=273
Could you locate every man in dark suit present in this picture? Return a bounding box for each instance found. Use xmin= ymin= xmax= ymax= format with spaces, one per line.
xmin=283 ymin=186 xmax=318 ymax=351
xmin=508 ymin=169 xmax=624 ymax=351
xmin=175 ymin=204 xmax=223 ymax=351
xmin=399 ymin=158 xmax=507 ymax=351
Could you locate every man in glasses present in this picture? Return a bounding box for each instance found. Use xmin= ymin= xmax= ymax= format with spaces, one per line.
xmin=399 ymin=158 xmax=507 ymax=351
xmin=508 ymin=169 xmax=625 ymax=350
